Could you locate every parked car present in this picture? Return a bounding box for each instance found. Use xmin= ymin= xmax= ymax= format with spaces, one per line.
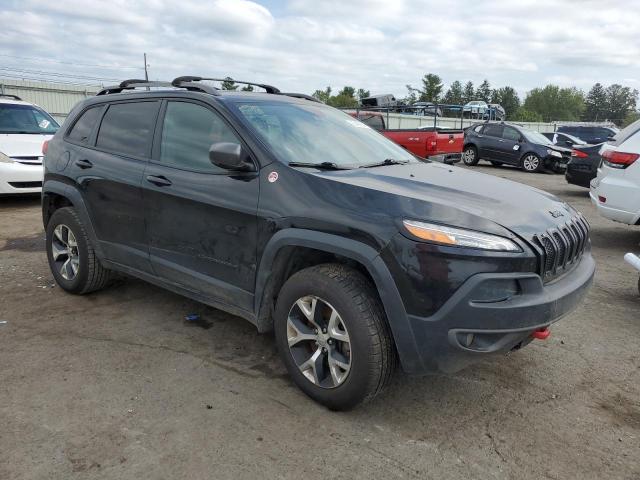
xmin=346 ymin=110 xmax=462 ymax=163
xmin=463 ymin=101 xmax=488 ymax=116
xmin=590 ymin=119 xmax=640 ymax=225
xmin=557 ymin=125 xmax=618 ymax=144
xmin=42 ymin=78 xmax=594 ymax=410
xmin=463 ymin=122 xmax=571 ymax=172
xmin=412 ymin=102 xmax=443 ymax=117
xmin=0 ymin=94 xmax=59 ymax=194
xmin=542 ymin=132 xmax=601 ymax=187
xmin=485 ymin=103 xmax=505 ymax=121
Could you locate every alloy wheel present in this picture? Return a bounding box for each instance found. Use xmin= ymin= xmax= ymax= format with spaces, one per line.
xmin=286 ymin=295 xmax=352 ymax=388
xmin=523 ymin=155 xmax=540 ymax=171
xmin=463 ymin=148 xmax=475 ymax=164
xmin=51 ymin=224 xmax=80 ymax=281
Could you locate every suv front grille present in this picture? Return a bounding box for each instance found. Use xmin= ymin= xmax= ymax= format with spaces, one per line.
xmin=532 ymin=214 xmax=589 ymax=282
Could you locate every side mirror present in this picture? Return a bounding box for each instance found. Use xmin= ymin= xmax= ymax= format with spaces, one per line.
xmin=209 ymin=142 xmax=252 ymax=171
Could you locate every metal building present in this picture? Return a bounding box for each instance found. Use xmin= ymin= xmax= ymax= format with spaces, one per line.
xmin=0 ymin=78 xmax=101 ymax=125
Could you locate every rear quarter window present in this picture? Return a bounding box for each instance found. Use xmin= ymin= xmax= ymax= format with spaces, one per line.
xmin=96 ymin=101 xmax=159 ymax=157
xmin=66 ymin=106 xmax=104 ymax=144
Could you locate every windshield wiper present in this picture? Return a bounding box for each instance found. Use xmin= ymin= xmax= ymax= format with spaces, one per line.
xmin=360 ymin=158 xmax=412 ymax=168
xmin=288 ymin=161 xmax=351 ymax=170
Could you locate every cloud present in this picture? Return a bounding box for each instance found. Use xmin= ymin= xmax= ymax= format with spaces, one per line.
xmin=0 ymin=0 xmax=638 ymax=99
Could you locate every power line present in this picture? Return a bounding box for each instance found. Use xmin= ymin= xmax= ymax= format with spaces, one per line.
xmin=0 ymin=53 xmax=141 ymax=70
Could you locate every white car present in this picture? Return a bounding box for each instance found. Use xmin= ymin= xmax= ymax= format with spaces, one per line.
xmin=590 ymin=118 xmax=640 ymax=225
xmin=0 ymin=94 xmax=59 ymax=195
xmin=463 ymin=101 xmax=488 ymax=116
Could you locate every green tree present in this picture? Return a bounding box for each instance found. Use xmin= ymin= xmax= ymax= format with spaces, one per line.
xmin=408 ymin=73 xmax=444 ymax=102
xmin=512 ymin=107 xmax=543 ymax=122
xmin=327 ymin=86 xmax=359 ymax=108
xmin=241 ymin=84 xmax=254 ymax=92
xmin=402 ymin=85 xmax=418 ymax=105
xmin=221 ymin=77 xmax=238 ymax=91
xmin=604 ymin=84 xmax=638 ymax=124
xmin=623 ymin=110 xmax=640 ymax=127
xmin=523 ymin=85 xmax=584 ymax=121
xmin=475 ymin=79 xmax=492 ymax=103
xmin=462 ymin=81 xmax=475 ymax=104
xmin=312 ymin=86 xmax=332 ymax=103
xmin=582 ymin=83 xmax=607 ymax=121
xmin=491 ymin=86 xmax=520 ymax=119
xmin=356 ymin=88 xmax=370 ymax=101
xmin=443 ymin=80 xmax=463 ymax=105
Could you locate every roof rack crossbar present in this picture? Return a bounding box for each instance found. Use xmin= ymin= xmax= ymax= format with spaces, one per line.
xmin=172 ymin=76 xmax=280 ymax=94
xmin=280 ymin=92 xmax=321 ymax=103
xmin=97 ymin=80 xmax=174 ymax=96
xmin=0 ymin=93 xmax=22 ymax=101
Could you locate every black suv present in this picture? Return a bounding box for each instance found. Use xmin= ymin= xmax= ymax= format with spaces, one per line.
xmin=557 ymin=125 xmax=617 ymax=144
xmin=463 ymin=122 xmax=572 ymax=172
xmin=42 ymin=78 xmax=595 ymax=410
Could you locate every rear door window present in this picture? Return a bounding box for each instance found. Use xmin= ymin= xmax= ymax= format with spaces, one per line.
xmin=67 ymin=106 xmax=104 ymax=144
xmin=96 ymin=101 xmax=159 ymax=157
xmin=482 ymin=124 xmax=503 ymax=138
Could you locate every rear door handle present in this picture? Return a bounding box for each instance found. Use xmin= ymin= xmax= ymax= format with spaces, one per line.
xmin=145 ymin=175 xmax=172 ymax=187
xmin=75 ymin=159 xmax=93 ymax=169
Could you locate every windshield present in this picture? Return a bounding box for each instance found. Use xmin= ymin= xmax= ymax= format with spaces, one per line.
xmin=523 ymin=129 xmax=552 ymax=145
xmin=233 ymin=102 xmax=415 ymax=168
xmin=0 ymin=103 xmax=59 ymax=134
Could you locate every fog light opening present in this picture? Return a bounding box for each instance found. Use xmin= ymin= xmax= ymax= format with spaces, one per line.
xmin=464 ymin=333 xmax=475 ymax=347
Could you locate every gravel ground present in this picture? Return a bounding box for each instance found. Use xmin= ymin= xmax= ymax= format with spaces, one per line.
xmin=1 ymin=163 xmax=639 ymax=480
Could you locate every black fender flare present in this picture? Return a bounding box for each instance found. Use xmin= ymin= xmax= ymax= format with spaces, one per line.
xmin=42 ymin=180 xmax=104 ymax=258
xmin=254 ymin=229 xmax=423 ymax=373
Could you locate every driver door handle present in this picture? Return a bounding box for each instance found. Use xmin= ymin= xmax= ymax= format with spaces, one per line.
xmin=75 ymin=159 xmax=93 ymax=169
xmin=145 ymin=175 xmax=172 ymax=187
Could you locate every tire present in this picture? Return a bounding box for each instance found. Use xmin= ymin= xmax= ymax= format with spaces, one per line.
xmin=274 ymin=264 xmax=396 ymax=410
xmin=46 ymin=207 xmax=111 ymax=294
xmin=462 ymin=145 xmax=479 ymax=166
xmin=521 ymin=153 xmax=543 ymax=173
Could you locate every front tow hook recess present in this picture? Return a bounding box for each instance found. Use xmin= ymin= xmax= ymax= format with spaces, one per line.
xmin=531 ymin=327 xmax=550 ymax=340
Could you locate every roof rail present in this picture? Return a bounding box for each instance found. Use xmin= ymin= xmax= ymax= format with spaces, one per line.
xmin=172 ymin=76 xmax=280 ymax=94
xmin=97 ymin=80 xmax=175 ymax=96
xmin=0 ymin=93 xmax=22 ymax=101
xmin=280 ymin=92 xmax=321 ymax=103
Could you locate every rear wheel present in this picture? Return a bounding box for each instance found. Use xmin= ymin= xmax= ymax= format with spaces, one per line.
xmin=462 ymin=145 xmax=479 ymax=166
xmin=46 ymin=207 xmax=111 ymax=294
xmin=521 ymin=153 xmax=543 ymax=173
xmin=274 ymin=264 xmax=396 ymax=410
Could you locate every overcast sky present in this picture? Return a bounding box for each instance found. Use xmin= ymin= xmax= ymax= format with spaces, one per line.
xmin=1 ymin=0 xmax=638 ymax=98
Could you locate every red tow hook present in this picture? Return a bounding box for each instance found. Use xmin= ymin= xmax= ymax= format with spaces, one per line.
xmin=532 ymin=327 xmax=550 ymax=340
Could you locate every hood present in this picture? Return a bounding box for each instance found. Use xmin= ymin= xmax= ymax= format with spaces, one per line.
xmin=314 ymin=162 xmax=575 ymax=239
xmin=0 ymin=134 xmax=53 ymax=157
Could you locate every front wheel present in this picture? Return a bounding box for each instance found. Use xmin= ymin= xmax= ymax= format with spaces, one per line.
xmin=274 ymin=264 xmax=396 ymax=410
xmin=521 ymin=153 xmax=543 ymax=172
xmin=462 ymin=145 xmax=479 ymax=166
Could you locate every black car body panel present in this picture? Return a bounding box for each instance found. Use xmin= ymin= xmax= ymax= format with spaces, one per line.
xmin=464 ymin=122 xmax=571 ymax=171
xmin=541 ymin=132 xmax=602 ymax=187
xmin=557 ymin=125 xmax=617 ymax=144
xmin=42 ymin=89 xmax=594 ymax=375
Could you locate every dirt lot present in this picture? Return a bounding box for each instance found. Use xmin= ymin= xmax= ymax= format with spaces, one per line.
xmin=1 ymin=163 xmax=639 ymax=480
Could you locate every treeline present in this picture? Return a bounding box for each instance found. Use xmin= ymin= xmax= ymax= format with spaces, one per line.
xmin=309 ymin=74 xmax=639 ymax=126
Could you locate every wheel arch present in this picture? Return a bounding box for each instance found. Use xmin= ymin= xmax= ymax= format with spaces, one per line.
xmin=254 ymin=229 xmax=423 ymax=373
xmin=42 ymin=181 xmax=104 ymax=258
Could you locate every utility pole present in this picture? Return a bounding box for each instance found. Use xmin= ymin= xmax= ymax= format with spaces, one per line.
xmin=143 ymin=53 xmax=149 ymax=81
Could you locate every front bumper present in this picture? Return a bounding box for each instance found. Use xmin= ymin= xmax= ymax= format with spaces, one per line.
xmin=0 ymin=162 xmax=43 ymax=194
xmin=543 ymin=155 xmax=568 ymax=172
xmin=405 ymin=253 xmax=595 ymax=374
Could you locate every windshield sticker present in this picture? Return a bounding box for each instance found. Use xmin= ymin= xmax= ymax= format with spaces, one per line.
xmin=268 ymin=171 xmax=278 ymax=183
xmin=346 ymin=119 xmax=369 ymax=129
xmin=39 ymin=119 xmax=50 ymax=129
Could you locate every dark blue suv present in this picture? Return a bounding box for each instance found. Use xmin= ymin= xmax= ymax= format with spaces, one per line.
xmin=41 ymin=78 xmax=594 ymax=410
xmin=463 ymin=122 xmax=572 ymax=173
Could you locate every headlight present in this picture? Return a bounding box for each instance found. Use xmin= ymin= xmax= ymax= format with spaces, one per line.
xmin=547 ymin=149 xmax=562 ymax=158
xmin=0 ymin=152 xmax=13 ymax=163
xmin=403 ymin=220 xmax=522 ymax=252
